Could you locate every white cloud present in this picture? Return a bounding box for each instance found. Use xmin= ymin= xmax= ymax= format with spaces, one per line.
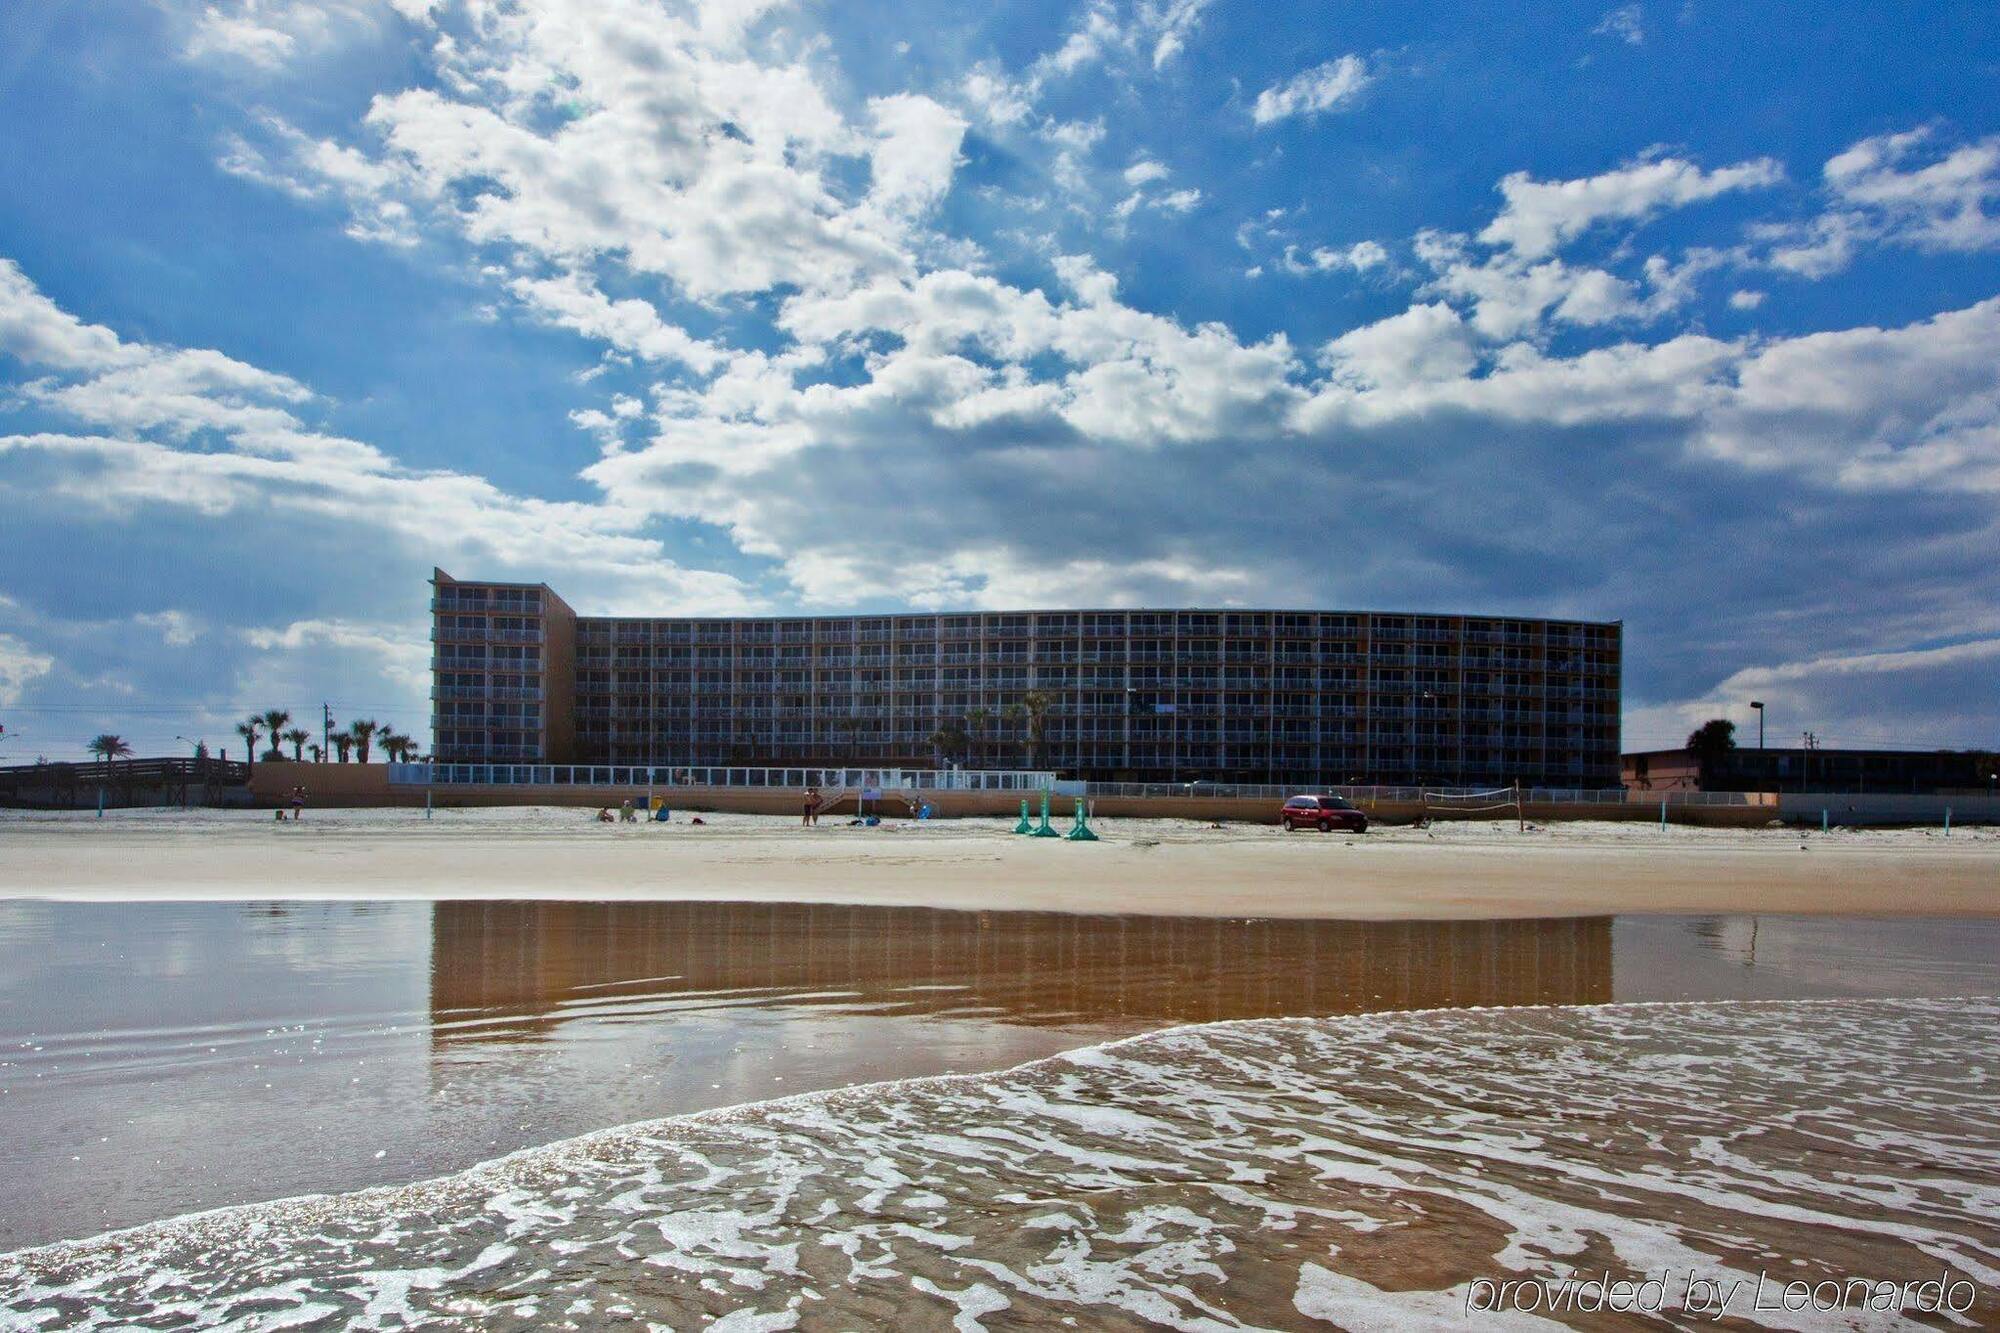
xmin=1695 ymin=295 xmax=2000 ymax=491
xmin=0 ymin=259 xmax=756 ymax=614
xmin=0 ymin=258 xmax=142 ymax=372
xmin=1252 ymin=55 xmax=1371 ymax=126
xmin=184 ymin=6 xmax=298 ymax=69
xmin=1728 ymin=289 xmax=1766 ymax=310
xmin=506 ymin=272 xmax=723 ymax=372
xmin=120 ymin=0 xmax=2000 ymax=738
xmin=181 ymin=1 xmax=412 ymax=73
xmin=1480 ymin=155 xmax=1784 ymax=259
xmin=1281 ymin=240 xmax=1388 ymax=276
xmin=1319 ymin=303 xmax=1478 ymax=390
xmin=0 ymin=635 xmax=54 ymax=707
xmin=959 ymin=64 xmax=1035 ymax=127
xmin=1627 ymin=637 xmax=2000 ymax=751
xmin=1591 ymin=4 xmax=1645 ymax=45
xmin=1824 ymin=127 xmax=2000 ymax=252
xmin=1760 ymin=127 xmax=2000 ymax=277
xmin=134 ymin=611 xmax=202 ymax=648
xmin=866 ymin=94 xmax=968 ymax=221
xmin=242 ymin=618 xmax=433 ymax=691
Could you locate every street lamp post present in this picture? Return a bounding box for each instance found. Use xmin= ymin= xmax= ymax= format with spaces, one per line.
xmin=1123 ymin=688 xmax=1134 ymax=779
xmin=173 ymin=735 xmax=203 ymax=809
xmin=1749 ymin=700 xmax=1764 ymax=750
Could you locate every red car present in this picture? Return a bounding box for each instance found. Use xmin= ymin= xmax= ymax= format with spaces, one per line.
xmin=1280 ymin=794 xmax=1368 ymax=833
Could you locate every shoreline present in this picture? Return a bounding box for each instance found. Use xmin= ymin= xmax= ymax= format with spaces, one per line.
xmin=4 ymin=809 xmax=1995 ymax=919
xmin=0 ymin=993 xmax=1944 ymax=1264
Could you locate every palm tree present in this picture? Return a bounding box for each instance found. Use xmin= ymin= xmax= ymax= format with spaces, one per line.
xmin=927 ymin=719 xmax=969 ymax=767
xmin=87 ymin=733 xmax=133 ymax=764
xmin=348 ymin=718 xmax=378 ymax=763
xmin=965 ymin=706 xmax=991 ymax=769
xmin=1685 ymin=718 xmax=1737 ymax=788
xmin=1021 ymin=689 xmax=1054 ymax=770
xmin=259 ymin=709 xmax=291 ymax=761
xmin=236 ymin=719 xmax=260 ymax=769
xmin=282 ymin=727 xmax=310 ymax=761
xmin=306 ymin=743 xmax=324 ymax=764
xmin=332 ymin=734 xmax=353 ymax=763
xmin=378 ymin=730 xmax=409 ymax=763
xmin=1001 ymin=702 xmax=1027 ymax=766
xmin=86 ymin=733 xmax=132 ymax=806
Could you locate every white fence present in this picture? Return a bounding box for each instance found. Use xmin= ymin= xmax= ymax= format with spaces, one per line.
xmin=391 ymin=763 xmax=1057 ymax=792
xmin=389 ymin=765 xmax=1774 ymax=806
xmin=1082 ymin=782 xmax=1769 ymax=805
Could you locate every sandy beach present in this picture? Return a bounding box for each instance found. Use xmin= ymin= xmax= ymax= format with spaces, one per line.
xmin=3 ymin=808 xmax=1994 ymax=918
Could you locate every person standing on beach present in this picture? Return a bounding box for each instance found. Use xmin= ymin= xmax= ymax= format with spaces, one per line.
xmin=803 ymin=786 xmax=819 ymax=827
xmin=290 ymin=786 xmax=306 ymax=821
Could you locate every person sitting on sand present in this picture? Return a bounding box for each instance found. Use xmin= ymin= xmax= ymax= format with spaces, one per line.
xmin=597 ymin=807 xmax=614 ymax=823
xmin=619 ymin=798 xmax=636 ymax=823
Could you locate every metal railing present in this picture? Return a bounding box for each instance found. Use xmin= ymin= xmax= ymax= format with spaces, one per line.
xmin=393 ymin=764 xmax=1059 ymax=791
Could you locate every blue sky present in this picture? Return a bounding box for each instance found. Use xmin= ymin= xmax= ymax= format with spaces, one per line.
xmin=1 ymin=0 xmax=1996 ymax=761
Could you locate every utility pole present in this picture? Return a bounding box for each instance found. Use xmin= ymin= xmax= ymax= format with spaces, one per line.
xmin=1802 ymin=730 xmax=1817 ymax=791
xmin=323 ymin=702 xmax=333 ymax=763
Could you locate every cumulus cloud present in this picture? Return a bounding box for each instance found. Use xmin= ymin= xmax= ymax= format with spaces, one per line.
xmin=1480 ymin=155 xmax=1784 ymax=259
xmin=241 ymin=618 xmax=433 ymax=690
xmin=65 ymin=0 xmax=1999 ymax=751
xmin=1627 ymin=638 xmax=2000 ymax=751
xmin=182 ymin=1 xmax=414 ymax=73
xmin=1280 ymin=240 xmax=1389 ymax=276
xmin=1695 ymin=296 xmax=2000 ymax=491
xmin=1252 ymin=55 xmax=1372 ymax=126
xmin=1759 ymin=127 xmax=2000 ymax=277
xmin=0 ymin=635 xmax=55 ymax=707
xmin=1319 ymin=303 xmax=1478 ymax=390
xmin=0 ymin=259 xmax=754 ymax=613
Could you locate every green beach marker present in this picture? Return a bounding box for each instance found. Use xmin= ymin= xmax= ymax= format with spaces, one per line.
xmin=1066 ymin=797 xmax=1098 ymax=841
xmin=1032 ymin=790 xmax=1059 ymax=837
xmin=1013 ymin=799 xmax=1032 ymax=834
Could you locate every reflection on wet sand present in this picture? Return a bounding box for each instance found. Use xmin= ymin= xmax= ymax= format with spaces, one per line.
xmin=429 ymin=901 xmax=1613 ymax=1042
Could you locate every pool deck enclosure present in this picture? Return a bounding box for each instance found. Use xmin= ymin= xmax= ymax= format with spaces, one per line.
xmin=428 ymin=569 xmax=1622 ymax=787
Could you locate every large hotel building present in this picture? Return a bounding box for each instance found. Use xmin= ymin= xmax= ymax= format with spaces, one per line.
xmin=429 ymin=569 xmax=1623 ymax=787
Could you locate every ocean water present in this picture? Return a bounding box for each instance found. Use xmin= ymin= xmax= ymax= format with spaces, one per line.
xmin=2 ymin=902 xmax=1997 ymax=1255
xmin=2 ymin=998 xmax=1994 ymax=1329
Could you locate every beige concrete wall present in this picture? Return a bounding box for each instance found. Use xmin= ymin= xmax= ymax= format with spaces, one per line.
xmin=248 ymin=759 xmax=396 ymax=806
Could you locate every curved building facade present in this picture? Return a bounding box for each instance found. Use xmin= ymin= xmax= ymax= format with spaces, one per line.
xmin=429 ymin=569 xmax=1622 ymax=787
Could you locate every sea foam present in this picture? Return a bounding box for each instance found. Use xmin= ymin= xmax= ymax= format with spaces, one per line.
xmin=2 ymin=998 xmax=1995 ymax=1329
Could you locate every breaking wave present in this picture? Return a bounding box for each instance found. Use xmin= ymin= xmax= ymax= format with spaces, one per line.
xmin=3 ymin=998 xmax=1996 ymax=1329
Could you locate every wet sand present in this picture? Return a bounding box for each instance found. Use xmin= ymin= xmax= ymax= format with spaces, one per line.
xmin=4 ymin=898 xmax=1996 ymax=1250
xmin=3 ymin=807 xmax=1997 ymax=918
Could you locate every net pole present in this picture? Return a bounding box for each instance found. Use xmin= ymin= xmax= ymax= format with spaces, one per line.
xmin=1515 ymin=780 xmax=1523 ymax=834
